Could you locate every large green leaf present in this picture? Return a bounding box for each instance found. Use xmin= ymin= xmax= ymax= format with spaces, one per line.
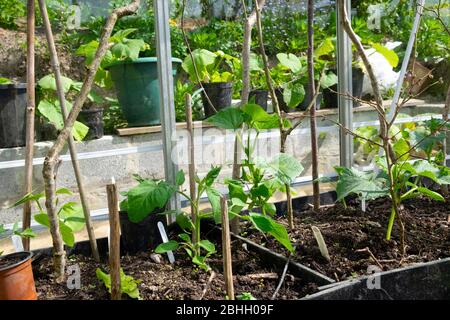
xmin=248 ymin=213 xmax=293 ymax=253
xmin=38 ymin=74 xmax=74 ymax=93
xmin=59 ymin=204 xmax=85 ymax=232
xmin=283 ymin=83 xmax=305 ymax=108
xmin=315 ymin=37 xmax=335 ymax=58
xmin=372 ymin=43 xmax=399 ymax=68
xmin=72 ymin=121 xmax=89 ymax=141
xmin=335 ymin=167 xmax=389 ymax=201
xmin=59 ymin=221 xmax=75 ymax=247
xmin=203 ymin=166 xmax=221 ymax=187
xmin=126 ymin=180 xmax=175 ymax=223
xmin=176 ymin=213 xmax=194 ymax=232
xmin=276 ymin=53 xmax=302 ymax=73
xmin=182 ymin=49 xmax=217 ymax=82
xmin=263 ymin=153 xmax=304 ymax=184
xmin=242 ymin=103 xmax=281 ymax=130
xmin=319 ymin=72 xmax=338 ymax=89
xmin=206 ymin=107 xmax=244 ymax=130
xmin=199 ymin=239 xmax=216 ymax=254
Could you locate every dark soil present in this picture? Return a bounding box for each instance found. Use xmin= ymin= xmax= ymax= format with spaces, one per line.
xmin=33 ymin=236 xmax=317 ymax=300
xmin=246 ymin=196 xmax=450 ymax=282
xmin=0 ymin=254 xmax=23 ymax=270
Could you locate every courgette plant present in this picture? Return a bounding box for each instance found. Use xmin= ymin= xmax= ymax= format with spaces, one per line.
xmin=11 ymin=188 xmax=86 ymax=247
xmin=182 ymin=48 xmax=239 ymax=84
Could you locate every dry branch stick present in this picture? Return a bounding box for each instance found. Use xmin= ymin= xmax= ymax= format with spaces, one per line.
xmin=41 ymin=0 xmax=140 ymax=282
xmin=38 ymin=0 xmax=99 ymax=262
xmin=22 ymin=0 xmax=36 ymax=251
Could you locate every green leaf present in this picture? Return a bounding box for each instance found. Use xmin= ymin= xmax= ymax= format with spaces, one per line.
xmin=182 ymin=49 xmax=217 ymax=82
xmin=417 ymin=187 xmax=445 ymax=201
xmin=14 ymin=228 xmax=36 ymax=239
xmin=72 ymin=121 xmax=89 ymax=141
xmin=155 ymin=240 xmax=179 ymax=253
xmin=372 ymin=43 xmax=399 ymax=68
xmin=0 ymin=77 xmax=12 ymax=84
xmin=276 ymin=53 xmax=302 ymax=73
xmin=34 ymin=213 xmax=50 ymax=228
xmin=283 ymin=83 xmax=305 ymax=108
xmin=249 ymin=213 xmax=293 ymax=253
xmin=176 ymin=170 xmax=185 ymax=186
xmin=263 ymin=153 xmax=304 ymax=184
xmin=126 ymin=180 xmax=175 ymax=223
xmin=178 ymin=233 xmax=191 ymax=243
xmin=206 ymin=186 xmax=222 ymax=224
xmin=176 ymin=213 xmax=194 ymax=232
xmin=192 ymin=255 xmax=210 ymax=271
xmin=198 ymin=239 xmax=216 ymax=254
xmin=56 ymin=188 xmax=73 ymax=195
xmin=315 ymin=37 xmax=335 ymax=57
xmin=11 ymin=192 xmax=44 ymax=208
xmin=320 ymin=72 xmax=338 ymax=89
xmin=59 ymin=204 xmax=85 ymax=233
xmin=96 ymin=268 xmax=141 ymax=300
xmin=206 ymin=107 xmax=244 ymax=130
xmin=226 ymin=179 xmax=247 ymax=203
xmin=335 ymin=166 xmax=389 ymax=201
xmin=393 ymin=138 xmax=410 ymax=161
xmin=241 ymin=103 xmax=281 ymax=130
xmin=203 ymin=166 xmax=221 ymax=187
xmin=59 ymin=221 xmax=75 ymax=247
xmin=38 ymin=74 xmax=74 ymax=93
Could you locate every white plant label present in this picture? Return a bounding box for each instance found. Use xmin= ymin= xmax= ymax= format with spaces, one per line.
xmin=11 ymin=235 xmax=24 ymax=252
xmin=157 ymin=221 xmax=175 ymax=264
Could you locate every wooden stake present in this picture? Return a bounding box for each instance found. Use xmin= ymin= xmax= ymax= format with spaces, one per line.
xmin=106 ymin=178 xmax=121 ymax=300
xmin=220 ymin=196 xmax=234 ymax=300
xmin=308 ymin=0 xmax=320 ymax=211
xmin=38 ymin=0 xmax=100 ymax=261
xmin=22 ymin=0 xmax=36 ymax=251
xmin=185 ymin=94 xmax=197 ymax=244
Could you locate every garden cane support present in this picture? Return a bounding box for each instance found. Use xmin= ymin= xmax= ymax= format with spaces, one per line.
xmin=221 ymin=197 xmax=234 ymax=300
xmin=106 ymin=179 xmax=121 ymax=300
xmin=22 ymin=0 xmax=36 ymax=251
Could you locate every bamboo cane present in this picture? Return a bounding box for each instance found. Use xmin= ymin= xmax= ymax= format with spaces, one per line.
xmin=22 ymin=0 xmax=36 ymax=251
xmin=106 ymin=178 xmax=121 ymax=300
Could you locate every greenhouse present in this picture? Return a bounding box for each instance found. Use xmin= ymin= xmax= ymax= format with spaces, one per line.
xmin=0 ymin=0 xmax=449 ymax=304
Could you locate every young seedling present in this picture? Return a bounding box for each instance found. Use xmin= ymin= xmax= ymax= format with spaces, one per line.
xmin=12 ymin=188 xmax=86 ymax=248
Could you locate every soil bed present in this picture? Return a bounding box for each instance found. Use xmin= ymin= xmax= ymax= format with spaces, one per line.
xmin=33 ymin=236 xmax=317 ymax=300
xmin=245 ymin=196 xmax=450 ymax=282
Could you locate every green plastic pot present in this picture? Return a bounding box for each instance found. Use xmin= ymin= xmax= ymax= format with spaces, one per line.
xmin=107 ymin=57 xmax=182 ymax=127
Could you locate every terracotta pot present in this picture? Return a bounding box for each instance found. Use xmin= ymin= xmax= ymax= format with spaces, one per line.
xmin=0 ymin=251 xmax=37 ymax=300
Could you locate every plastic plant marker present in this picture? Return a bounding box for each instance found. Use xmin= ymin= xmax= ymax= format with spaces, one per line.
xmin=311 ymin=226 xmax=331 ymax=262
xmin=157 ymin=221 xmax=175 ymax=264
xmin=11 ymin=235 xmax=24 ymax=252
xmin=361 ymin=197 xmax=366 ymax=213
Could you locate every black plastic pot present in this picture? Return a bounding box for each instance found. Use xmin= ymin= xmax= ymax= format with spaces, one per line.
xmin=323 ymin=67 xmax=365 ymax=108
xmin=119 ymin=209 xmax=166 ymax=255
xmin=202 ymin=82 xmax=233 ymax=118
xmin=79 ymin=108 xmax=104 ymax=140
xmin=249 ymin=89 xmax=269 ymax=111
xmin=0 ymin=83 xmax=27 ymax=148
xmin=304 ymin=257 xmax=450 ymax=300
xmin=275 ymin=88 xmax=294 ymax=113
